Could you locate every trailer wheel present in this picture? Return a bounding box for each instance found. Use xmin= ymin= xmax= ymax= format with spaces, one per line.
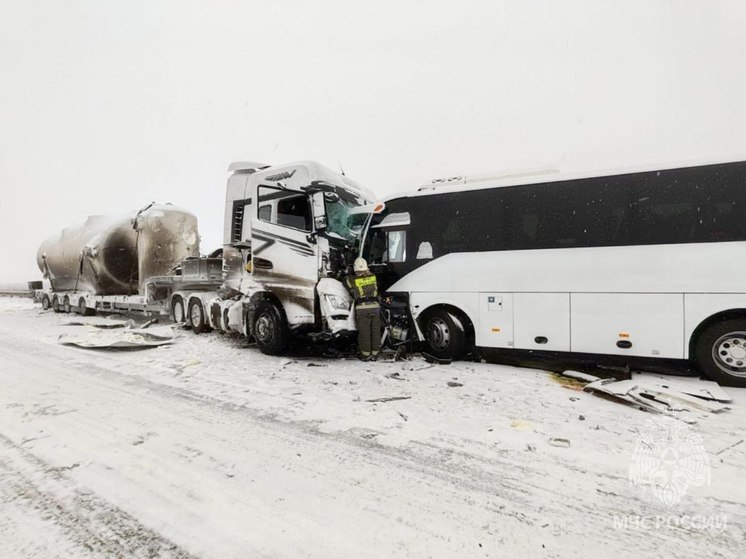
xmin=188 ymin=298 xmax=210 ymax=334
xmin=77 ymin=297 xmax=94 ymax=316
xmin=171 ymin=296 xmax=186 ymax=326
xmin=62 ymin=296 xmax=71 ymax=313
xmin=52 ymin=295 xmax=61 ymax=313
xmin=253 ymin=300 xmax=288 ymax=355
xmin=420 ymin=308 xmax=466 ymax=361
xmin=41 ymin=294 xmax=51 ymax=311
xmin=694 ymin=318 xmax=746 ymax=388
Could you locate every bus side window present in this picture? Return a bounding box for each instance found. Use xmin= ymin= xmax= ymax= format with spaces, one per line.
xmin=387 ymin=230 xmax=407 ymax=262
xmin=367 ymin=229 xmax=386 ymax=264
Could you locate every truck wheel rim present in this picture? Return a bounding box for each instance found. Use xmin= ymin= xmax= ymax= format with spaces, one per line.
xmin=256 ymin=314 xmax=274 ymax=343
xmin=79 ymin=299 xmax=86 ymax=314
xmin=190 ymin=304 xmax=201 ymax=326
xmin=713 ymin=332 xmax=746 ymax=378
xmin=427 ymin=317 xmax=450 ymax=350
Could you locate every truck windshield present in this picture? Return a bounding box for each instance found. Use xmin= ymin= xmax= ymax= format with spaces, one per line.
xmin=325 ymin=192 xmax=366 ymax=241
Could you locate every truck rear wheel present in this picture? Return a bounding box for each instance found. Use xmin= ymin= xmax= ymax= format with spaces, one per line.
xmin=253 ymin=301 xmax=288 ymax=355
xmin=52 ymin=295 xmax=61 ymax=313
xmin=694 ymin=318 xmax=746 ymax=388
xmin=188 ymin=298 xmax=210 ymax=334
xmin=77 ymin=297 xmax=94 ymax=316
xmin=41 ymin=294 xmax=51 ymax=311
xmin=171 ymin=296 xmax=186 ymax=325
xmin=62 ymin=296 xmax=71 ymax=313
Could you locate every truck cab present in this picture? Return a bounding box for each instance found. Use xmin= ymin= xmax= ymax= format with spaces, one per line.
xmin=207 ymin=160 xmax=375 ymax=353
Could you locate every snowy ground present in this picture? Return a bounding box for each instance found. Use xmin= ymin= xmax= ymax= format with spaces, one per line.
xmin=0 ymin=297 xmax=744 ymax=558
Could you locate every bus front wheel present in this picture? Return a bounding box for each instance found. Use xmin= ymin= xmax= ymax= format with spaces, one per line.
xmin=421 ymin=308 xmax=466 ymax=361
xmin=694 ymin=318 xmax=746 ymax=388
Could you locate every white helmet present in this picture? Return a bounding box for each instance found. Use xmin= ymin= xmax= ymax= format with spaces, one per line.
xmin=353 ymin=257 xmax=369 ymax=273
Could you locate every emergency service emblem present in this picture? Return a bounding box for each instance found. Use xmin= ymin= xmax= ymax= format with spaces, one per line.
xmin=628 ymin=418 xmax=710 ymax=507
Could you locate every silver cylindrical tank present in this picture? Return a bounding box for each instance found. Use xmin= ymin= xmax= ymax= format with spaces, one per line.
xmin=37 ymin=204 xmax=200 ymax=295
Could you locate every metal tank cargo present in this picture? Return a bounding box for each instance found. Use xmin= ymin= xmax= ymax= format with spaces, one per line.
xmin=37 ymin=204 xmax=200 ymax=296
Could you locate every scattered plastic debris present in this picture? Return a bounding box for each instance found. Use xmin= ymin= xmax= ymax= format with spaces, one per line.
xmin=58 ymin=325 xmax=174 ymax=349
xmin=583 ymin=377 xmax=731 ymax=417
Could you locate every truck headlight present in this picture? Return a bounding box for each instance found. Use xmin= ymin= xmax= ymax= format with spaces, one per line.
xmin=324 ymin=294 xmax=350 ymax=310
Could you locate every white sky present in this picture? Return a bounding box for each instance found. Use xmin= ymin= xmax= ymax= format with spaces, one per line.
xmin=1 ymin=0 xmax=745 ymax=284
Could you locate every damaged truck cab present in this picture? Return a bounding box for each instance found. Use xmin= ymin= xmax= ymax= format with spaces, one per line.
xmin=173 ymin=161 xmax=375 ymax=354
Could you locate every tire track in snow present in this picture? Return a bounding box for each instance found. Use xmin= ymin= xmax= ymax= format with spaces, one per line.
xmin=0 ymin=433 xmax=196 ymax=559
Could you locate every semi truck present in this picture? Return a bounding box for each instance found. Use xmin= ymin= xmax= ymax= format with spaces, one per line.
xmin=37 ymin=160 xmax=377 ymax=354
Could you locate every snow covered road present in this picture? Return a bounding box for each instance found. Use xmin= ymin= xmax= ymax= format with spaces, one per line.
xmin=0 ymin=299 xmax=744 ymax=558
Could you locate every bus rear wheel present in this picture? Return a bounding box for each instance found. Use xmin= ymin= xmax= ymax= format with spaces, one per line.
xmin=253 ymin=301 xmax=288 ymax=355
xmin=694 ymin=318 xmax=746 ymax=388
xmin=421 ymin=308 xmax=466 ymax=361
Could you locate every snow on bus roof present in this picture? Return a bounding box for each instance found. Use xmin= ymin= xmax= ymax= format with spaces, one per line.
xmin=406 ymin=154 xmax=746 ymax=200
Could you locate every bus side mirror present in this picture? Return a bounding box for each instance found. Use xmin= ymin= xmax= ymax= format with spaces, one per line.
xmin=311 ymin=192 xmax=327 ymax=230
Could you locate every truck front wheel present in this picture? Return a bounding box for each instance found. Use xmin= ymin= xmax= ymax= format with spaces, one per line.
xmin=253 ymin=301 xmax=288 ymax=355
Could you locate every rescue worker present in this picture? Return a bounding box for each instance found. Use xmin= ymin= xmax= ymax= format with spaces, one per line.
xmin=346 ymin=257 xmax=381 ymax=360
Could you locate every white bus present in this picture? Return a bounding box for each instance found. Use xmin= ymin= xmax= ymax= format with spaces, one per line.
xmin=360 ymin=158 xmax=746 ymax=387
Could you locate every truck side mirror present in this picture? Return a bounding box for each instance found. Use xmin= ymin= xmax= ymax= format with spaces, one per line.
xmin=311 ymin=191 xmax=327 ymax=230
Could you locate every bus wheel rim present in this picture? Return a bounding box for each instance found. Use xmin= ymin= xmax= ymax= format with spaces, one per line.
xmin=713 ymin=332 xmax=746 ymax=378
xmin=428 ymin=317 xmax=450 ymax=350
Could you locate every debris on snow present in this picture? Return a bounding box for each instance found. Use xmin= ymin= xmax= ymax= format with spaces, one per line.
xmin=364 ymin=396 xmax=412 ymax=403
xmin=583 ymin=377 xmax=731 ymax=417
xmin=58 ymin=325 xmax=174 ymax=349
xmin=548 ymin=438 xmax=571 ymax=448
xmin=447 ymin=381 xmax=463 ymax=388
xmin=422 ymin=353 xmax=451 ymax=365
xmin=63 ymin=317 xmax=131 ymax=329
xmin=716 ymin=439 xmax=743 ymax=456
xmin=560 ymin=370 xmax=601 ymax=383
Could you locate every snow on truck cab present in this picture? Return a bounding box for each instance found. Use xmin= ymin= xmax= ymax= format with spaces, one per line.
xmin=171 ymin=160 xmax=376 ymax=354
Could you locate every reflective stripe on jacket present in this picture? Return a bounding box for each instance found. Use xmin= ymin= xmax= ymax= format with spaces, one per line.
xmin=346 ymin=273 xmax=379 ymax=305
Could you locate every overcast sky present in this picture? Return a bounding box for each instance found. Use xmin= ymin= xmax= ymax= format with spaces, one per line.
xmin=1 ymin=0 xmax=745 ymax=284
